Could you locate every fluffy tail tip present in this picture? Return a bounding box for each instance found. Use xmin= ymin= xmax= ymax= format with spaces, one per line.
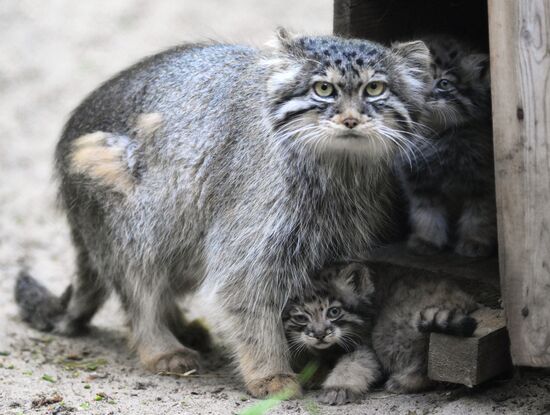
xmin=418 ymin=307 xmax=478 ymax=337
xmin=14 ymin=270 xmax=72 ymax=332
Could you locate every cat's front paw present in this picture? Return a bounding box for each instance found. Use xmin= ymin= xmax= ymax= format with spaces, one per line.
xmin=246 ymin=374 xmax=302 ymax=398
xmin=454 ymin=239 xmax=493 ymax=257
xmin=144 ymin=347 xmax=202 ymax=374
xmin=407 ymin=235 xmax=443 ymax=256
xmin=318 ymin=387 xmax=362 ymax=405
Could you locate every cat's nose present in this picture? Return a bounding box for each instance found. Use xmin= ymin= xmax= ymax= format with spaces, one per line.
xmin=312 ymin=330 xmax=326 ymax=340
xmin=343 ymin=117 xmax=359 ymax=129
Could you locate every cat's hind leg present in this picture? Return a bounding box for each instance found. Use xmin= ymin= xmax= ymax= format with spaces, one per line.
xmin=385 ymin=366 xmax=434 ymax=394
xmin=116 ymin=266 xmax=201 ymax=374
xmin=455 ymin=197 xmax=497 ymax=257
xmin=407 ymin=195 xmax=449 ymax=255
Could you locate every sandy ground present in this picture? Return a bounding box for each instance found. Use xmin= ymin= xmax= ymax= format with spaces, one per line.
xmin=1 ymin=1 xmax=550 ymax=414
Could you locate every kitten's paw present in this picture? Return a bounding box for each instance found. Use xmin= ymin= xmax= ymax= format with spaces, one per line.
xmin=454 ymin=239 xmax=493 ymax=257
xmin=318 ymin=388 xmax=362 ymax=405
xmin=385 ymin=374 xmax=432 ymax=394
xmin=384 ymin=377 xmax=408 ymax=394
xmin=246 ymin=374 xmax=302 ymax=398
xmin=145 ymin=347 xmax=202 ymax=374
xmin=407 ymin=235 xmax=443 ymax=256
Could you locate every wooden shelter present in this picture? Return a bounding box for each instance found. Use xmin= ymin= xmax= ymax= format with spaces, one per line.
xmin=334 ymin=0 xmax=550 ymax=375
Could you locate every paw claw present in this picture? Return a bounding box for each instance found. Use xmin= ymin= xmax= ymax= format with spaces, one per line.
xmin=147 ymin=348 xmax=202 ymax=374
xmin=318 ymin=388 xmax=361 ymax=405
xmin=246 ymin=374 xmax=302 ymax=399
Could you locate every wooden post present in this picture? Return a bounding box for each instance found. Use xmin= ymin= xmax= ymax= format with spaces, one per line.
xmin=488 ymin=0 xmax=550 ymax=367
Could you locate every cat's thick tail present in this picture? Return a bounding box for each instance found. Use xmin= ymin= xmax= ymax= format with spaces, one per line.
xmin=14 ymin=270 xmax=73 ymax=332
xmin=416 ymin=306 xmax=477 ymax=337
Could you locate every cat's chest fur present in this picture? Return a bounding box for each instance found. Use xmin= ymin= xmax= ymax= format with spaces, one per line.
xmin=275 ymin=157 xmax=392 ymax=264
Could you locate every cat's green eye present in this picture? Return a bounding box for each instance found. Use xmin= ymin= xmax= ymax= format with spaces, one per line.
xmin=436 ymin=78 xmax=453 ymax=90
xmin=327 ymin=307 xmax=341 ymax=319
xmin=293 ymin=314 xmax=309 ymax=324
xmin=365 ymin=81 xmax=386 ymax=97
xmin=313 ymin=81 xmax=335 ymax=98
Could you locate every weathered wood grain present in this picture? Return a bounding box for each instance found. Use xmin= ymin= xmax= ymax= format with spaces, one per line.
xmin=428 ymin=308 xmax=512 ymax=387
xmin=488 ymin=0 xmax=550 ymax=367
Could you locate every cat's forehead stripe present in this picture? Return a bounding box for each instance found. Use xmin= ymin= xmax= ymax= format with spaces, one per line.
xmin=296 ymin=36 xmax=385 ymax=65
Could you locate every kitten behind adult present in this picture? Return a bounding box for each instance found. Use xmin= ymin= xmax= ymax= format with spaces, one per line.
xmin=398 ymin=35 xmax=496 ymax=257
xmin=284 ymin=263 xmax=478 ymax=405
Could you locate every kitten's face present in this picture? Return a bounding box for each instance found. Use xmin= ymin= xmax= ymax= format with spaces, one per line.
xmin=265 ymin=30 xmax=431 ymax=157
xmin=283 ymin=263 xmax=374 ymax=353
xmin=284 ymin=297 xmax=357 ymax=350
xmin=421 ymin=36 xmax=491 ymax=132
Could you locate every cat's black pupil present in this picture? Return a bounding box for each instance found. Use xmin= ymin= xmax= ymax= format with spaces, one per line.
xmin=328 ymin=307 xmax=339 ymax=317
xmin=438 ymin=79 xmax=450 ymax=89
xmin=321 ymin=83 xmax=328 ymax=90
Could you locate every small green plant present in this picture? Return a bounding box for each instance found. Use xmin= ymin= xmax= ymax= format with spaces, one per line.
xmin=41 ymin=374 xmax=56 ymax=383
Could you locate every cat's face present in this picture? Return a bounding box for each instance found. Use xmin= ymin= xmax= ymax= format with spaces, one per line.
xmin=421 ymin=36 xmax=491 ymax=132
xmin=283 ymin=263 xmax=375 ymax=353
xmin=265 ymin=29 xmax=431 ymax=157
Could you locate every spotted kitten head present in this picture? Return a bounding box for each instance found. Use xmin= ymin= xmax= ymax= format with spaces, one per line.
xmin=283 ymin=263 xmax=375 ymax=354
xmin=264 ymin=28 xmax=432 ymax=157
xmin=420 ymin=35 xmax=491 ymax=132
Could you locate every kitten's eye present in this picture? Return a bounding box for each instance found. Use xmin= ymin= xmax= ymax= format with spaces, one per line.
xmin=436 ymin=79 xmax=453 ymax=90
xmin=292 ymin=314 xmax=309 ymax=324
xmin=365 ymin=81 xmax=386 ymax=97
xmin=313 ymin=81 xmax=335 ymax=98
xmin=327 ymin=307 xmax=341 ymax=319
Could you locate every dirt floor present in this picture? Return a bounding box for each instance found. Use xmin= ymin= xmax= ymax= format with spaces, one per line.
xmin=1 ymin=1 xmax=550 ymax=414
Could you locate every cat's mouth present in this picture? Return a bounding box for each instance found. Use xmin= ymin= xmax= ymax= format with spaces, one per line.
xmin=310 ymin=341 xmax=334 ymax=350
xmin=334 ymin=131 xmax=364 ymax=139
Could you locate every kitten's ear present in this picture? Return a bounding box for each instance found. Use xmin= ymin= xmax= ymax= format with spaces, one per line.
xmin=392 ymin=40 xmax=431 ymax=73
xmin=462 ymin=53 xmax=490 ymax=84
xmin=337 ymin=263 xmax=375 ymax=298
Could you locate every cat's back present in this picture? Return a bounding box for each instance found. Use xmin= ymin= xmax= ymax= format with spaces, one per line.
xmin=58 ymin=43 xmax=261 ymax=159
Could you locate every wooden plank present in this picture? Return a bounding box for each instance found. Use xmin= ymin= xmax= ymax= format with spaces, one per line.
xmin=367 ymin=243 xmax=501 ymax=307
xmin=488 ymin=0 xmax=550 ymax=367
xmin=428 ymin=308 xmax=512 ymax=387
xmin=333 ymin=0 xmax=352 ymax=37
xmin=333 ymin=0 xmax=489 ymax=50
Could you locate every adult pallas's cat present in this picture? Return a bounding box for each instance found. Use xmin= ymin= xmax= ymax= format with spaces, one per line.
xmin=15 ymin=29 xmax=431 ymax=397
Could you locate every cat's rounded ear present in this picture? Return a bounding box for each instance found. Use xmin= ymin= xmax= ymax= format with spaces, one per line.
xmin=391 ymin=40 xmax=431 ymax=74
xmin=338 ymin=263 xmax=375 ymax=298
xmin=462 ymin=53 xmax=490 ymax=84
xmin=266 ymin=27 xmax=302 ymax=55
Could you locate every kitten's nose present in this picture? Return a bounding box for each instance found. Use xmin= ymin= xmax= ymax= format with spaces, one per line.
xmin=343 ymin=117 xmax=359 ymax=129
xmin=312 ymin=328 xmax=332 ymax=340
xmin=312 ymin=331 xmax=325 ymax=340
